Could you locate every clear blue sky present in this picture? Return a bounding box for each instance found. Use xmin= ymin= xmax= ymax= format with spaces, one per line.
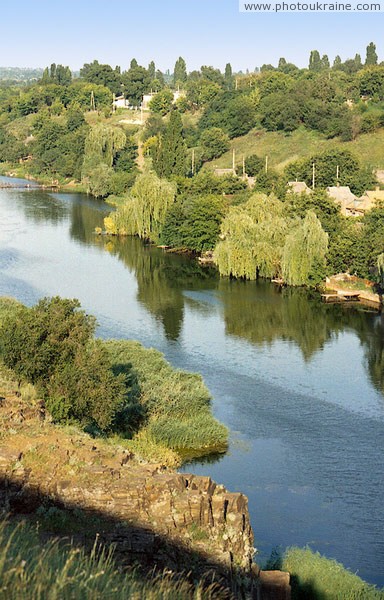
xmin=2 ymin=0 xmax=383 ymax=72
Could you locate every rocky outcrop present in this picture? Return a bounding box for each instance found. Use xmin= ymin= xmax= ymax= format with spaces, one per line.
xmin=0 ymin=394 xmax=290 ymax=598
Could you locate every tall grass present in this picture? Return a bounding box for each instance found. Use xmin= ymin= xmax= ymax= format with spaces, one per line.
xmin=106 ymin=340 xmax=228 ymax=459
xmin=283 ymin=547 xmax=384 ymax=600
xmin=0 ymin=519 xmax=227 ymax=599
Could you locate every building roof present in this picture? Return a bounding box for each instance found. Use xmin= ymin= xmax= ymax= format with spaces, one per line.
xmin=326 ymin=186 xmax=357 ymax=203
xmin=287 ymin=181 xmax=312 ymax=195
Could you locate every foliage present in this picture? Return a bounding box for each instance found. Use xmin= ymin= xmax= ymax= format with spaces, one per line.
xmin=173 ymin=56 xmax=187 ymax=85
xmin=149 ymin=89 xmax=174 ymax=115
xmin=161 ymin=194 xmax=227 ymax=251
xmin=214 ymin=193 xmax=289 ymax=280
xmin=80 ymin=60 xmax=121 ymax=94
xmin=106 ymin=340 xmax=228 ymax=454
xmin=283 ymin=547 xmax=384 ymax=600
xmin=200 ymin=127 xmax=230 ymax=161
xmin=152 ymin=109 xmax=188 ymax=177
xmin=82 ymin=124 xmax=126 ymax=194
xmin=0 ymin=519 xmax=222 ymax=599
xmin=285 ymin=149 xmax=374 ymax=195
xmin=0 ymin=297 xmax=126 ymax=431
xmin=104 ymin=170 xmax=176 ymax=242
xmin=282 ymin=211 xmax=328 ymax=286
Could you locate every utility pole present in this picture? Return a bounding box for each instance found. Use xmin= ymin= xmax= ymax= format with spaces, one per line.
xmin=312 ymin=162 xmax=316 ymax=190
xmin=232 ymin=149 xmax=236 ymax=171
xmin=90 ymin=90 xmax=95 ymax=111
xmin=265 ymin=155 xmax=268 ymax=174
xmin=336 ymin=164 xmax=339 ymax=183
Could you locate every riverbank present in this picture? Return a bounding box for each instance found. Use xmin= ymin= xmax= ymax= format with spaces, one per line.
xmin=0 ymin=163 xmax=86 ymax=193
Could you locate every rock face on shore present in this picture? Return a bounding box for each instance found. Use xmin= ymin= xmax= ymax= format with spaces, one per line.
xmin=0 ymin=393 xmax=291 ymax=598
xmin=0 ymin=394 xmax=253 ymax=589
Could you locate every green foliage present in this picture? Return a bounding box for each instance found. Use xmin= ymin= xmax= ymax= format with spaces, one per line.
xmin=365 ymin=42 xmax=378 ymax=67
xmin=122 ymin=63 xmax=151 ymax=106
xmin=0 ymin=519 xmax=219 ymax=599
xmin=161 ymin=194 xmax=227 ymax=251
xmin=282 ymin=211 xmax=328 ymax=286
xmin=105 ymin=340 xmax=228 ymax=454
xmin=82 ymin=124 xmax=126 ymax=194
xmin=214 ymin=193 xmax=289 ymax=280
xmin=149 ymin=89 xmax=174 ymax=115
xmin=283 ymin=547 xmax=384 ymax=599
xmin=214 ymin=194 xmax=328 ymax=285
xmin=0 ymin=297 xmax=126 ymax=431
xmin=152 ymin=110 xmax=188 ymax=177
xmin=41 ymin=63 xmax=72 ymax=86
xmin=200 ymin=127 xmax=230 ymax=161
xmin=80 ymin=60 xmax=121 ymax=94
xmin=173 ymin=56 xmax=187 ymax=85
xmin=285 ymin=149 xmax=373 ymax=195
xmin=105 ymin=170 xmax=176 ymax=242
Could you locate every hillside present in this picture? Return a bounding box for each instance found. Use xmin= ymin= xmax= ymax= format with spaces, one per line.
xmin=204 ymin=126 xmax=384 ymax=174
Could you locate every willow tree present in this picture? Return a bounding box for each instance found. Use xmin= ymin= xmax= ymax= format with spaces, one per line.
xmin=104 ymin=170 xmax=176 ymax=242
xmin=282 ymin=211 xmax=328 ymax=286
xmin=377 ymin=253 xmax=384 ymax=287
xmin=214 ymin=193 xmax=289 ymax=280
xmin=82 ymin=124 xmax=126 ymax=194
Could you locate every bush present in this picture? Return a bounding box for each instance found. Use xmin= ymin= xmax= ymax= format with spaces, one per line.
xmin=0 ymin=297 xmax=126 ymax=431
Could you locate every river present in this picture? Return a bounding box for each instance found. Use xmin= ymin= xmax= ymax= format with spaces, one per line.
xmin=0 ymin=179 xmax=383 ymax=587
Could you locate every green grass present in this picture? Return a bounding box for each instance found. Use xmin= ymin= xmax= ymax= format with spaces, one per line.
xmin=0 ymin=519 xmax=224 ymax=599
xmin=204 ymin=126 xmax=384 ymax=173
xmin=106 ymin=339 xmax=228 ymax=461
xmin=282 ymin=547 xmax=384 ymax=600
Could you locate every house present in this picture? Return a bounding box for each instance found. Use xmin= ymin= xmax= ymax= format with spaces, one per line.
xmin=359 ymin=187 xmax=384 ymax=210
xmin=287 ymin=181 xmax=312 ymax=195
xmin=326 ymin=186 xmax=358 ymax=216
xmin=141 ymin=90 xmax=186 ymax=111
xmin=214 ymin=168 xmax=236 ymax=177
xmin=113 ymin=95 xmax=129 ymax=109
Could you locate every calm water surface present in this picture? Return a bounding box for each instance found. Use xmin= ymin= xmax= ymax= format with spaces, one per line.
xmin=0 ymin=180 xmax=383 ymax=586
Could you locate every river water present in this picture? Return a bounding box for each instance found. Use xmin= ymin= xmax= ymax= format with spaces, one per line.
xmin=0 ymin=180 xmax=383 ymax=586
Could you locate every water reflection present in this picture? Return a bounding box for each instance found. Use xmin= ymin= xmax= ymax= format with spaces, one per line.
xmin=101 ymin=236 xmax=218 ymax=340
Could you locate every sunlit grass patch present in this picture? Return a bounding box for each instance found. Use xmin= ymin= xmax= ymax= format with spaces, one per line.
xmin=283 ymin=547 xmax=384 ymax=600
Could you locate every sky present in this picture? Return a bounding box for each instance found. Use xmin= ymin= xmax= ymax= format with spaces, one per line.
xmin=2 ymin=0 xmax=384 ymax=72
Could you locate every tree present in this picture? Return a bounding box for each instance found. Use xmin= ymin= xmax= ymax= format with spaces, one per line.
xmin=241 ymin=154 xmax=264 ymax=177
xmin=161 ymin=195 xmax=227 ymax=251
xmin=200 ymin=127 xmax=230 ymax=161
xmin=321 ymin=55 xmax=330 ymax=69
xmin=225 ymin=63 xmax=233 ymax=89
xmin=214 ymin=193 xmax=289 ymax=280
xmin=333 ymin=55 xmax=342 ymax=69
xmin=365 ymin=42 xmax=378 ymax=66
xmin=149 ymin=89 xmax=174 ymax=115
xmin=153 ymin=109 xmax=188 ymax=177
xmin=282 ymin=211 xmax=328 ymax=286
xmin=80 ymin=60 xmax=121 ymax=94
xmin=82 ymin=124 xmax=126 ymax=194
xmin=309 ymin=50 xmax=321 ymax=71
xmin=0 ymin=297 xmax=126 ymax=431
xmin=104 ymin=170 xmax=176 ymax=242
xmin=122 ymin=63 xmax=151 ymax=106
xmin=148 ymin=60 xmax=156 ymax=81
xmin=173 ymin=56 xmax=187 ymax=85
